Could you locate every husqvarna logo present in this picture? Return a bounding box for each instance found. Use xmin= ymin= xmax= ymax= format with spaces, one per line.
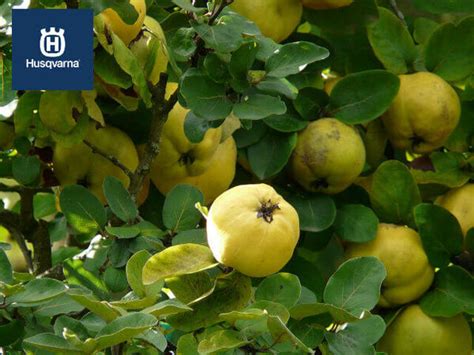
xmin=12 ymin=9 xmax=93 ymax=90
xmin=40 ymin=27 xmax=66 ymax=57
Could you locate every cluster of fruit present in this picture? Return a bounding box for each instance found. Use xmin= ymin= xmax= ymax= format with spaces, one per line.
xmin=1 ymin=0 xmax=472 ymax=353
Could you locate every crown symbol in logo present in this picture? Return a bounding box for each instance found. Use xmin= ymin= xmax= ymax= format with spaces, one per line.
xmin=39 ymin=27 xmax=66 ymax=58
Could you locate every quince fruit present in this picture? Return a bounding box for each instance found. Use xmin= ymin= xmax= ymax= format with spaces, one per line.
xmin=150 ymin=84 xmax=237 ymax=204
xmin=207 ymin=184 xmax=300 ymax=277
xmin=53 ymin=124 xmax=139 ymax=203
xmin=100 ymin=0 xmax=146 ymax=45
xmin=130 ymin=16 xmax=168 ymax=85
xmin=436 ymin=183 xmax=474 ymax=237
xmin=382 ymin=72 xmax=460 ymax=154
xmin=290 ymin=118 xmax=366 ymax=194
xmin=346 ymin=223 xmax=434 ymax=307
xmin=302 ymin=0 xmax=353 ymax=10
xmin=231 ymin=0 xmax=302 ymax=43
xmin=377 ymin=304 xmax=472 ymax=355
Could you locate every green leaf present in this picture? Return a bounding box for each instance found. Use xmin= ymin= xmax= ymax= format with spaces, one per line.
xmin=177 ymin=333 xmax=199 ymax=355
xmin=290 ymin=303 xmax=359 ymax=323
xmin=266 ymin=42 xmax=329 ymax=78
xmin=413 ymin=17 xmax=439 ymax=45
xmin=293 ymin=87 xmax=329 ymax=121
xmin=325 ymin=314 xmax=386 ymax=355
xmin=328 ymin=70 xmax=400 ymax=124
xmin=334 ymin=204 xmax=379 ymax=243
xmin=54 ymin=315 xmax=89 ymax=341
xmin=285 ymin=193 xmax=336 ymax=232
xmin=172 ymin=0 xmax=206 ymax=13
xmin=111 ymin=32 xmax=152 ymax=106
xmin=256 ymin=77 xmax=299 ymax=100
xmin=247 ymin=131 xmax=296 ymax=179
xmin=413 ymin=0 xmax=474 ymax=14
xmin=230 ymin=41 xmax=259 ymax=80
xmin=103 ymin=176 xmax=138 ymax=223
xmin=34 ymin=294 xmax=84 ymax=318
xmin=233 ymin=93 xmax=286 ymax=120
xmin=263 ymin=112 xmax=308 ymax=133
xmin=67 ymin=288 xmax=120 ymax=322
xmin=135 ymin=329 xmax=167 ymax=352
xmin=81 ymin=0 xmax=138 ymax=23
xmin=169 ymin=27 xmax=197 ymax=61
xmin=288 ymin=317 xmax=325 ymax=349
xmin=166 ymin=271 xmax=213 ymax=303
xmin=367 ymin=7 xmax=417 ymax=74
xmin=198 ymin=329 xmax=250 ymax=354
xmin=105 ymin=225 xmax=140 ymax=239
xmin=180 ymin=69 xmax=233 ymax=120
xmin=0 ymin=249 xmax=13 ymax=284
xmin=414 ymin=203 xmax=464 ymax=267
xmin=162 ymin=184 xmax=204 ymax=232
xmin=255 ymin=273 xmax=301 ymax=308
xmin=104 ymin=267 xmax=128 ymax=293
xmin=9 ymin=278 xmax=66 ymax=305
xmin=184 ymin=112 xmax=221 ymax=144
xmin=142 ymin=244 xmax=217 ymax=285
xmin=12 ymin=156 xmax=41 ymax=186
xmin=64 ymin=259 xmax=109 ymax=300
xmin=126 ymin=250 xmax=152 ymax=298
xmin=446 ymin=101 xmax=474 ymax=153
xmin=0 ymin=320 xmax=24 ymax=347
xmin=95 ymin=313 xmax=158 ymax=351
xmin=94 ymin=49 xmax=132 ymax=88
xmin=60 ymin=185 xmax=107 ymax=235
xmin=324 ymin=257 xmax=386 ymax=316
xmin=425 ymin=17 xmax=474 ymax=82
xmin=23 ymin=333 xmax=82 ymax=353
xmin=420 ymin=265 xmax=474 ymax=317
xmin=168 ymin=272 xmax=252 ymax=332
xmin=267 ymin=316 xmax=314 ymax=353
xmin=410 ymin=152 xmax=470 ymax=188
xmin=13 ymin=91 xmax=42 ymax=136
xmin=370 ymin=160 xmax=421 ymax=225
xmin=173 ymin=229 xmax=207 ymax=245
xmin=33 ymin=193 xmax=57 ymax=220
xmin=143 ymin=299 xmax=193 ymax=318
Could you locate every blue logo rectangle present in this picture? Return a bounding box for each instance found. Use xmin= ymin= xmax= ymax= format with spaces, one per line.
xmin=12 ymin=9 xmax=94 ymax=90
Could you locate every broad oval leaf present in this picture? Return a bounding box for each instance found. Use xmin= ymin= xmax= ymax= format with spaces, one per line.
xmin=370 ymin=160 xmax=421 ymax=225
xmin=255 ymin=273 xmax=301 ymax=309
xmin=103 ymin=176 xmax=138 ymax=223
xmin=334 ymin=204 xmax=379 ymax=243
xmin=266 ymin=42 xmax=330 ymax=78
xmin=420 ymin=265 xmax=474 ymax=317
xmin=12 ymin=156 xmax=41 ymax=186
xmin=60 ymin=185 xmax=107 ymax=235
xmin=9 ymin=278 xmax=66 ymax=305
xmin=162 ymin=184 xmax=204 ymax=232
xmin=95 ymin=313 xmax=158 ymax=351
xmin=324 ymin=257 xmax=386 ymax=316
xmin=413 ymin=0 xmax=474 ymax=14
xmin=233 ymin=93 xmax=286 ymax=120
xmin=126 ymin=250 xmax=152 ymax=298
xmin=198 ymin=330 xmax=250 ymax=354
xmin=290 ymin=303 xmax=359 ymax=323
xmin=414 ymin=203 xmax=464 ymax=267
xmin=23 ymin=333 xmax=82 ymax=353
xmin=143 ymin=299 xmax=193 ymax=318
xmin=247 ymin=131 xmax=296 ymax=180
xmin=285 ymin=193 xmax=337 ymax=232
xmin=425 ymin=17 xmax=474 ymax=82
xmin=367 ymin=7 xmax=417 ymax=74
xmin=142 ymin=244 xmax=217 ymax=285
xmin=328 ymin=70 xmax=400 ymax=124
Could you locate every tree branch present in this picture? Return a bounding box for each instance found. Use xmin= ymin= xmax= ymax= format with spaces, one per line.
xmin=31 ymin=221 xmax=52 ymax=274
xmin=83 ymin=140 xmax=134 ymax=179
xmin=209 ymin=0 xmax=234 ymax=26
xmin=128 ymin=73 xmax=179 ymax=200
xmin=390 ymin=0 xmax=407 ymax=25
xmin=0 ymin=183 xmax=51 ymax=194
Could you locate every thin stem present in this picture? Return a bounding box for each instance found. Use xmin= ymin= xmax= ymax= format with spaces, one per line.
xmin=128 ymin=73 xmax=179 ymax=200
xmin=83 ymin=140 xmax=134 ymax=179
xmin=208 ymin=0 xmax=234 ymax=26
xmin=389 ymin=0 xmax=407 ymax=26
